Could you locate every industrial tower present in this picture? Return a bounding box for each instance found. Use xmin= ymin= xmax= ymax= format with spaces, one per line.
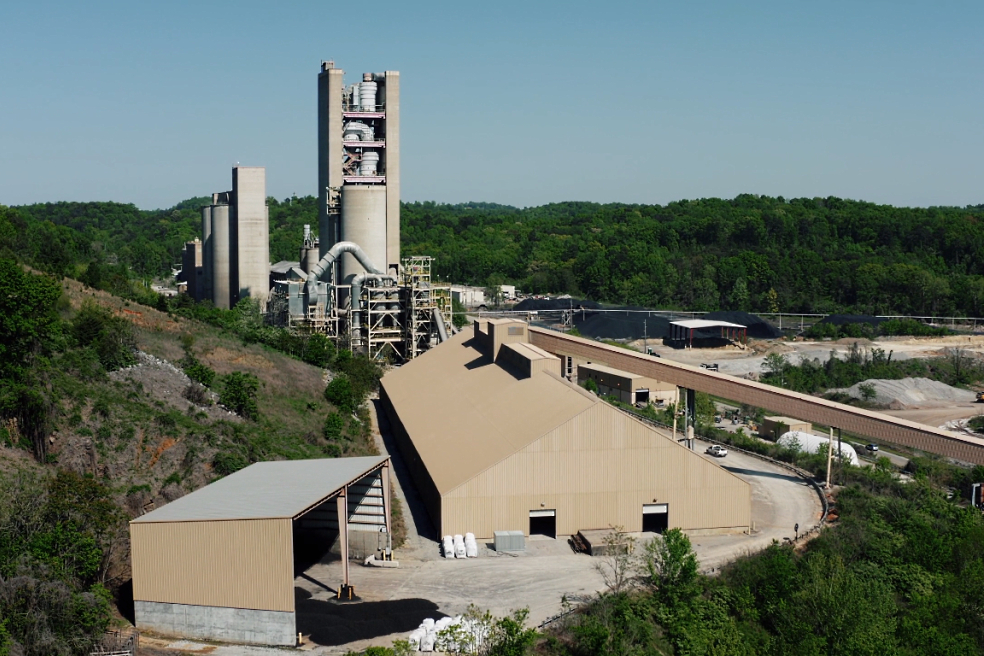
xmin=266 ymin=61 xmax=449 ymax=361
xmin=318 ymin=61 xmax=400 ymax=279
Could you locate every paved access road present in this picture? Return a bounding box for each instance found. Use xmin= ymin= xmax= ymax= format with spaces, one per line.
xmin=689 ymin=438 xmax=823 ymax=571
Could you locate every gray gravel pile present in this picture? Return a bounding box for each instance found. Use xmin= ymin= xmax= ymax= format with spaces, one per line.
xmin=832 ymin=377 xmax=976 ymax=409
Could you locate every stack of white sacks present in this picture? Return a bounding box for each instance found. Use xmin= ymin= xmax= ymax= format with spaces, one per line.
xmin=442 ymin=533 xmax=479 ymax=559
xmin=408 ymin=615 xmax=488 ymax=653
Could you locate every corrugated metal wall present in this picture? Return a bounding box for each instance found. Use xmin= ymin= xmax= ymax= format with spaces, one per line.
xmin=442 ymin=404 xmax=750 ymax=538
xmin=131 ymin=519 xmax=294 ymax=612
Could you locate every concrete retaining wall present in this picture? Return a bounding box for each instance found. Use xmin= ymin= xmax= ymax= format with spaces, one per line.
xmin=135 ymin=600 xmax=295 ymax=646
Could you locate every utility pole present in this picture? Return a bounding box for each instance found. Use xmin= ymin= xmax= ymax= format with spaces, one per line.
xmin=643 ymin=318 xmax=648 ymax=355
xmin=825 ymin=426 xmax=834 ymax=489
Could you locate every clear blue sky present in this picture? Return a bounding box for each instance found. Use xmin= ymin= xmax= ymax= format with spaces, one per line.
xmin=1 ymin=0 xmax=981 ymax=210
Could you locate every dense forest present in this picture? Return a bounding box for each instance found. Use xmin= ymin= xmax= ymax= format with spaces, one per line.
xmin=402 ymin=196 xmax=984 ymax=317
xmin=8 ymin=194 xmax=984 ymax=318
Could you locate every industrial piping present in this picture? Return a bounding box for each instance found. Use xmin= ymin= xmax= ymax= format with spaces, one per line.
xmin=433 ymin=308 xmax=449 ymax=343
xmin=350 ymin=273 xmax=398 ymax=330
xmin=305 ymin=241 xmax=384 ymax=307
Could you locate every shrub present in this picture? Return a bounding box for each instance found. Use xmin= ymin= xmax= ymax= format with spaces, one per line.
xmin=212 ymin=449 xmax=249 ymax=476
xmin=325 ymin=375 xmax=356 ymax=413
xmin=219 ymin=371 xmax=260 ymax=421
xmin=323 ymin=411 xmax=345 ymax=441
xmin=182 ymin=355 xmax=215 ymax=388
xmin=71 ymin=301 xmax=136 ymax=371
xmin=182 ymin=382 xmax=210 ymax=406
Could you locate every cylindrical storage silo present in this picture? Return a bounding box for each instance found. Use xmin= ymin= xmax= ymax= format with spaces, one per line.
xmin=201 ymin=206 xmax=213 ymax=302
xmin=299 ymin=245 xmax=319 ymax=275
xmin=339 ymin=185 xmax=387 ymax=283
xmin=359 ymin=152 xmax=380 ymax=176
xmin=359 ymin=81 xmax=377 ymax=111
xmin=210 ymin=204 xmax=232 ymax=309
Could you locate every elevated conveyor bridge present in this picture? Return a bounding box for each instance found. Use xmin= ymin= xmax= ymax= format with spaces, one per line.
xmin=528 ymin=326 xmax=984 ymax=466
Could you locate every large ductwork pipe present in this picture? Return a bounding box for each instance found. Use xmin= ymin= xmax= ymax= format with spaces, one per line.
xmin=350 ymin=273 xmax=397 ymax=331
xmin=305 ymin=241 xmax=383 ymax=306
xmin=433 ymin=308 xmax=450 ymax=343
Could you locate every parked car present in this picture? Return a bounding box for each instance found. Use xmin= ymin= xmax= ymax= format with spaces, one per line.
xmin=706 ymin=445 xmax=728 ymax=457
xmin=714 ymin=415 xmax=722 ymax=423
xmin=865 ymin=443 xmax=879 ymax=452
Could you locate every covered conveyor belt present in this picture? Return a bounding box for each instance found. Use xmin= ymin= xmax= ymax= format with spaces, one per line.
xmin=528 ymin=327 xmax=984 ymax=465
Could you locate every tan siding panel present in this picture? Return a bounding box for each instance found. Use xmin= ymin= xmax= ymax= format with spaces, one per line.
xmin=443 ymin=404 xmax=751 ymax=537
xmin=131 ymin=519 xmax=294 ymax=612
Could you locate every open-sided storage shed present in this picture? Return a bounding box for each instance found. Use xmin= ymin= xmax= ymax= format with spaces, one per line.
xmin=130 ymin=456 xmax=391 ymax=646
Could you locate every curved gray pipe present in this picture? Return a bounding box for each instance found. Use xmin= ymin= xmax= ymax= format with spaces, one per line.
xmin=433 ymin=308 xmax=449 ymax=343
xmin=350 ymin=273 xmax=398 ymax=330
xmin=305 ymin=241 xmax=383 ymax=306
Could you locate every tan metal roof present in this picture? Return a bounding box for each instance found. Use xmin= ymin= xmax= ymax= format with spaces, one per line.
xmin=381 ymin=327 xmax=597 ymax=494
xmin=579 ymin=362 xmax=645 ymax=379
xmin=131 ymin=456 xmax=389 ymax=523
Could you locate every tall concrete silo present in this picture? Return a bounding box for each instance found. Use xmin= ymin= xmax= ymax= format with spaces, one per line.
xmin=210 ymin=203 xmax=232 ymax=310
xmin=201 ymin=206 xmax=213 ymax=303
xmin=339 ymin=185 xmax=387 ymax=282
xmin=232 ymin=167 xmax=269 ymax=308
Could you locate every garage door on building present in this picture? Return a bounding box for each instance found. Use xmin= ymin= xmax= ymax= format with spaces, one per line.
xmin=529 ymin=509 xmax=556 ymax=538
xmin=642 ymin=503 xmax=668 ymax=533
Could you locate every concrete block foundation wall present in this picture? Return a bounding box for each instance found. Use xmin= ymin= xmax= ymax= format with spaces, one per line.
xmin=135 ymin=600 xmax=295 ymax=646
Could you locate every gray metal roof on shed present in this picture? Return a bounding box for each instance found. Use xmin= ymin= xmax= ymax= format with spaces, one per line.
xmin=132 ymin=456 xmax=389 ymax=523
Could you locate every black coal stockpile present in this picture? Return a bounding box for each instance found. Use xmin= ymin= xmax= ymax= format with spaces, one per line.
xmin=816 ymin=314 xmax=886 ymax=327
xmin=703 ymin=311 xmax=782 ymax=339
xmin=513 ymin=298 xmax=602 ymax=311
xmin=573 ymin=309 xmax=671 ymax=340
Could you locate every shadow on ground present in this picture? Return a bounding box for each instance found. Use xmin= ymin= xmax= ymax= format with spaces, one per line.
xmin=295 ymin=589 xmax=446 ymax=646
xmin=372 ymin=398 xmax=438 ymax=541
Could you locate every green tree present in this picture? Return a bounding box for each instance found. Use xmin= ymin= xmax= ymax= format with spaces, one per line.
xmin=325 ymin=375 xmax=356 ymax=413
xmin=643 ymin=528 xmax=700 ymax=608
xmin=219 ymin=371 xmax=260 ymax=420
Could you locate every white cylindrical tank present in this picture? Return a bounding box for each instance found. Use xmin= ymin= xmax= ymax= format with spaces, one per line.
xmin=210 ymin=204 xmax=231 ymax=309
xmin=343 ymin=121 xmax=372 ymax=142
xmin=339 ymin=185 xmax=387 ymax=282
xmin=359 ymin=152 xmax=380 ymax=176
xmin=201 ymin=206 xmax=213 ymax=302
xmin=359 ymin=81 xmax=377 ymax=110
xmin=778 ymin=431 xmax=860 ymax=466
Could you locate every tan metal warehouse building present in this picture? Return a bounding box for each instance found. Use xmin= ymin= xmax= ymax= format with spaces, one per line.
xmin=380 ymin=319 xmax=750 ymax=539
xmin=577 ymin=361 xmax=679 ymax=405
xmin=130 ymin=456 xmax=391 ymax=646
xmin=762 ymin=416 xmax=813 ymax=440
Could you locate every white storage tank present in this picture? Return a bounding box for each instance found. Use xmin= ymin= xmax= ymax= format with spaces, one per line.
xmin=778 ymin=431 xmax=860 ymax=466
xmin=339 ymin=185 xmax=387 ymax=282
xmin=359 ymin=80 xmax=377 ymax=110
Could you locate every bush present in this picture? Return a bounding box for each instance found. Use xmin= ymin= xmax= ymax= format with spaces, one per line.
xmin=219 ymin=371 xmax=260 ymax=420
xmin=302 ymin=334 xmax=336 ymax=368
xmin=325 ymin=375 xmax=356 ymax=413
xmin=212 ymin=449 xmax=249 ymax=476
xmin=182 ymin=356 xmax=215 ymax=388
xmin=323 ymin=411 xmax=345 ymax=441
xmin=182 ymin=382 xmax=210 ymax=406
xmin=71 ymin=301 xmax=136 ymax=371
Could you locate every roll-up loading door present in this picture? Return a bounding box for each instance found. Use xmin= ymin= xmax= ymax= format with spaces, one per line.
xmin=642 ymin=503 xmax=668 ymax=533
xmin=529 ymin=509 xmax=556 ymax=538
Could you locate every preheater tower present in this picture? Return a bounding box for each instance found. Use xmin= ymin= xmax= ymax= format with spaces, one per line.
xmin=318 ymin=61 xmax=400 ymax=282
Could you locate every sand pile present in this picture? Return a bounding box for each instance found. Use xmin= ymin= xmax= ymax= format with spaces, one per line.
xmin=833 ymin=377 xmax=976 ymax=409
